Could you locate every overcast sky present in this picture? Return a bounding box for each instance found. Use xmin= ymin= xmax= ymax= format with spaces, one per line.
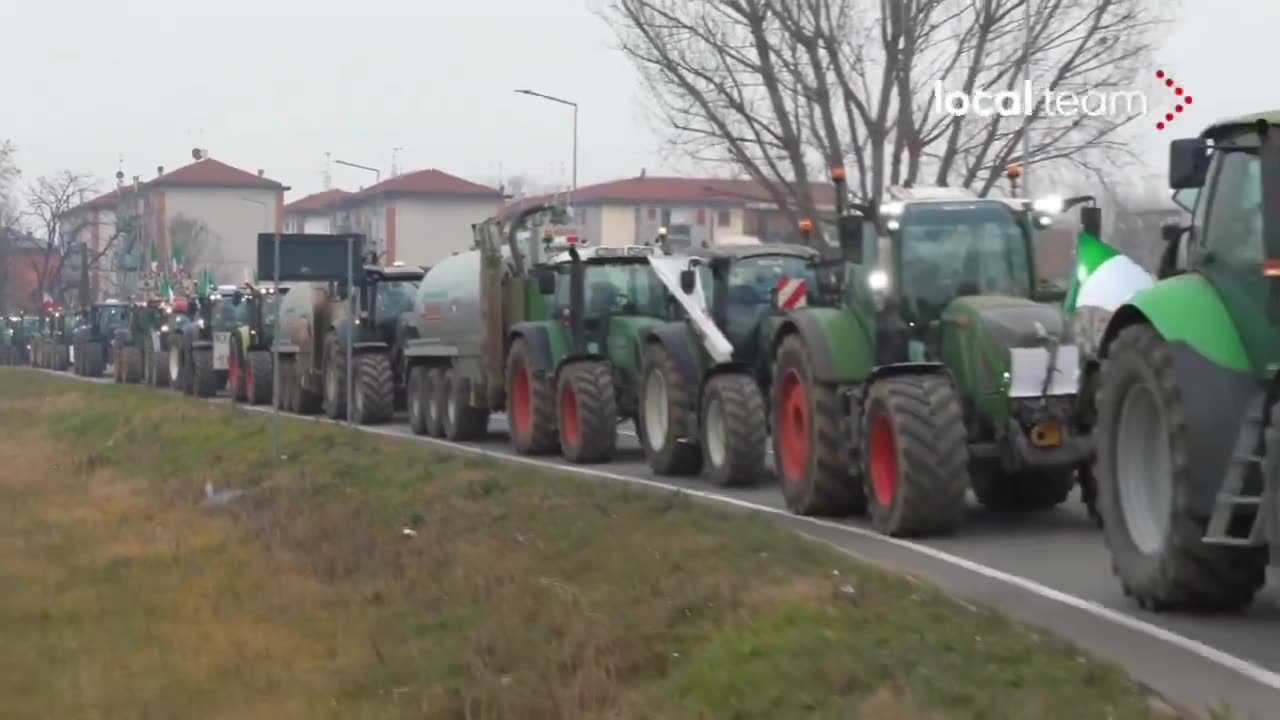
xmin=1 ymin=0 xmax=1276 ymax=202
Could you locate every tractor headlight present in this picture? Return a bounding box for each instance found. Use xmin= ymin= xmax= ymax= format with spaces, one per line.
xmin=197 ymin=318 xmax=205 ymax=329
xmin=160 ymin=324 xmax=169 ymax=333
xmin=1032 ymin=195 xmax=1064 ymax=215
xmin=867 ymin=269 xmax=889 ymax=292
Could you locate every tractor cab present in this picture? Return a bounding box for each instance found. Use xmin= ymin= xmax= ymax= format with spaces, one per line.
xmin=540 ymin=242 xmax=674 ymax=352
xmin=354 ymin=263 xmax=423 ymax=345
xmin=188 ymin=286 xmax=251 ymax=339
xmin=243 ymin=284 xmax=290 ymax=345
xmin=91 ymin=301 xmax=129 ymax=337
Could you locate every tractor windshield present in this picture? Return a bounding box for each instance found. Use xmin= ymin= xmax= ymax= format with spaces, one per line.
xmin=721 ymin=255 xmax=816 ymax=344
xmin=212 ymin=300 xmax=250 ymax=331
xmin=21 ymin=318 xmax=39 ymax=335
xmin=581 ymin=261 xmax=667 ymax=319
xmin=97 ymin=306 xmax=127 ymax=330
xmin=896 ymin=202 xmax=1034 ymax=320
xmin=376 ymin=280 xmax=419 ymax=319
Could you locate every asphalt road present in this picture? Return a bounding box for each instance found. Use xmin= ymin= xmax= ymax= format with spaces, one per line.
xmin=37 ymin=369 xmax=1280 ymax=718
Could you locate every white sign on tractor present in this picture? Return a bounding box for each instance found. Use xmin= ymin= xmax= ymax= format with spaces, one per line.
xmin=212 ymin=332 xmax=231 ymax=371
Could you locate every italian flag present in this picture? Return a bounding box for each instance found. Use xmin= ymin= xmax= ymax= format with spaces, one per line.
xmin=149 ymin=245 xmax=160 ymax=274
xmin=160 ymin=274 xmax=174 ymax=304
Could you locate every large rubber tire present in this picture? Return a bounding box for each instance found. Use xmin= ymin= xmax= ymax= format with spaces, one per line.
xmin=87 ymin=342 xmax=106 ymax=377
xmin=556 ymin=361 xmax=618 ymax=464
xmin=170 ymin=345 xmax=188 ymax=393
xmin=972 ymin=466 xmax=1076 ymax=512
xmin=229 ymin=335 xmax=248 ymax=403
xmin=54 ymin=345 xmax=69 ymax=373
xmin=352 ymin=353 xmax=394 ymax=425
xmin=112 ymin=342 xmax=124 ymax=383
xmin=505 ymin=338 xmax=558 ymax=454
xmin=441 ymin=368 xmax=488 ymax=441
xmin=247 ymin=350 xmax=273 ymax=405
xmin=862 ymin=374 xmax=969 ymax=537
xmin=407 ymin=365 xmax=430 ymax=435
xmin=1096 ymin=323 xmax=1267 ymax=611
xmin=123 ymin=346 xmax=143 ymax=384
xmin=192 ymin=348 xmax=217 ymax=397
xmin=323 ymin=335 xmax=347 ymax=419
xmin=772 ymin=334 xmax=865 ymax=515
xmin=637 ymin=342 xmax=702 ymax=475
xmin=698 ymin=372 xmax=768 ymax=486
xmin=424 ymin=367 xmax=447 ymax=438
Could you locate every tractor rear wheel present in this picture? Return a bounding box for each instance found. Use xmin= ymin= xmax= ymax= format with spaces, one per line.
xmin=972 ymin=466 xmax=1075 ymax=512
xmin=192 ymin=348 xmax=217 ymax=397
xmin=699 ymin=372 xmax=767 ymax=487
xmin=861 ymin=374 xmax=969 ymax=537
xmin=1097 ymin=323 xmax=1266 ymax=611
xmin=352 ymin=353 xmax=394 ymax=424
xmin=87 ymin=343 xmax=106 ymax=377
xmin=323 ymin=335 xmax=347 ymax=419
xmin=54 ymin=345 xmax=69 ymax=372
xmin=425 ymin=367 xmax=448 ymax=437
xmin=638 ymin=342 xmax=702 ymax=475
xmin=229 ymin=335 xmax=248 ymax=403
xmin=505 ymin=339 xmax=557 ymax=454
xmin=773 ymin=334 xmax=865 ymax=515
xmin=247 ymin=350 xmax=273 ymax=404
xmin=169 ymin=345 xmax=186 ymax=393
xmin=557 ymin=361 xmax=617 ymax=464
xmin=113 ymin=342 xmax=124 ymax=383
xmin=441 ymin=368 xmax=488 ymax=440
xmin=407 ymin=365 xmax=430 ymax=435
xmin=123 ymin=346 xmax=143 ymax=384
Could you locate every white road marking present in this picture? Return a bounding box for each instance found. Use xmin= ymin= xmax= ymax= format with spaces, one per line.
xmin=33 ymin=370 xmax=1280 ymax=693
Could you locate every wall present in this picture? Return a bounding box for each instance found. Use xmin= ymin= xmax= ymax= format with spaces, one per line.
xmin=284 ymin=213 xmax=334 ymax=234
xmin=390 ymin=196 xmax=502 ymax=267
xmin=632 ymin=203 xmax=741 ymax=247
xmin=160 ymin=186 xmax=282 ymax=283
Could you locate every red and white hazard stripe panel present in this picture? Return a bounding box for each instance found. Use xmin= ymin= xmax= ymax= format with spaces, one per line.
xmin=775 ymin=278 xmax=808 ymax=310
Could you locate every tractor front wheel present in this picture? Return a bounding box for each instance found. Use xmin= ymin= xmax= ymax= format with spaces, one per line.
xmin=352 ymin=353 xmax=394 ymax=424
xmin=229 ymin=336 xmax=248 ymax=403
xmin=861 ymin=374 xmax=969 ymax=537
xmin=556 ymin=361 xmax=617 ymax=464
xmin=1096 ymin=323 xmax=1266 ymax=611
xmin=123 ymin=346 xmax=143 ymax=384
xmin=505 ymin=339 xmax=557 ymax=454
xmin=773 ymin=334 xmax=865 ymax=516
xmin=638 ymin=342 xmax=701 ymax=475
xmin=247 ymin=350 xmax=273 ymax=404
xmin=192 ymin=348 xmax=216 ymax=397
xmin=699 ymin=372 xmax=767 ymax=487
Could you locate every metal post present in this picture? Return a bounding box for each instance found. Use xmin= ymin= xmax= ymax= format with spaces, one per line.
xmin=571 ymin=103 xmax=578 ymax=209
xmin=345 ymin=236 xmax=354 ymax=429
xmin=1022 ymin=0 xmax=1033 ymax=197
xmin=271 ymin=231 xmax=281 ymax=460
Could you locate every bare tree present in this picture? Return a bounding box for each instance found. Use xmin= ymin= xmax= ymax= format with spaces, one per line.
xmin=609 ymin=0 xmax=1173 ymax=232
xmin=168 ymin=214 xmax=222 ymax=277
xmin=0 ymin=141 xmax=20 ymax=315
xmin=22 ymin=171 xmax=123 ymax=307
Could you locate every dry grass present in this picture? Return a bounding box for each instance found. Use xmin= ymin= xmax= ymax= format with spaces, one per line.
xmin=0 ymin=369 xmax=1188 ymax=720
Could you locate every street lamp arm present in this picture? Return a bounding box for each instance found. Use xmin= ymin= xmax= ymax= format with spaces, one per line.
xmin=514 ymin=89 xmax=577 ymax=108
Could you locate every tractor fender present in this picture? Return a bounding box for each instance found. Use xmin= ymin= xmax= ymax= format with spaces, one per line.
xmin=1100 ymin=275 xmax=1260 ymax=516
xmin=771 ymin=307 xmax=874 ymax=384
xmin=641 ymin=324 xmax=703 ymax=391
xmin=508 ymin=322 xmax=558 ymax=375
xmin=351 ymin=341 xmax=389 ymax=355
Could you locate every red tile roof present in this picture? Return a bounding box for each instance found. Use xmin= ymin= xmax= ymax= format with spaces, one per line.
xmin=503 ymin=175 xmax=836 ymax=215
xmin=65 ymin=185 xmax=143 ymax=216
xmin=343 ymin=168 xmax=500 ymax=202
xmin=149 ymin=158 xmax=285 ymax=190
xmin=284 ymin=188 xmax=352 ymax=214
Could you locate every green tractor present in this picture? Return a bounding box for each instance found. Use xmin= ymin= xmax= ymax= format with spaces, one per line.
xmin=1093 ymin=111 xmax=1280 ymax=612
xmin=771 ymin=173 xmax=1096 ymax=537
xmin=110 ymin=300 xmax=159 ymax=385
xmin=172 ymin=286 xmax=249 ymax=397
xmin=400 ymin=206 xmax=703 ymax=463
xmin=72 ymin=301 xmax=128 ymax=377
xmin=635 ymin=240 xmax=818 ymax=486
xmin=34 ymin=307 xmax=72 ymax=371
xmin=141 ymin=299 xmax=191 ymax=388
xmin=228 ymin=283 xmax=287 ymax=405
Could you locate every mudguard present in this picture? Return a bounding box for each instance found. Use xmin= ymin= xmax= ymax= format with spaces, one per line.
xmin=1103 ymin=275 xmax=1261 ymax=515
xmin=508 ymin=321 xmax=561 ymax=373
xmin=641 ymin=323 xmax=705 ymax=389
xmin=772 ymin=307 xmax=875 ymax=384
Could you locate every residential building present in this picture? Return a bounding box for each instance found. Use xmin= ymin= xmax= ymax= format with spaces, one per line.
xmin=1 ymin=228 xmax=44 ymax=312
xmin=286 ymin=169 xmax=502 ymax=267
xmin=502 ymin=175 xmax=837 ymax=249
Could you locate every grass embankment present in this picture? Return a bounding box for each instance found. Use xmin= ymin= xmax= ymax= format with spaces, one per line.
xmin=0 ymin=370 xmax=1181 ymax=720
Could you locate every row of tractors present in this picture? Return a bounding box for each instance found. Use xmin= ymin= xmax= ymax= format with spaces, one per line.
xmin=13 ymin=110 xmax=1276 ymax=615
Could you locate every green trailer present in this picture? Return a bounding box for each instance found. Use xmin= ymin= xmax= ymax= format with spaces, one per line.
xmin=1094 ymin=111 xmax=1280 ymax=612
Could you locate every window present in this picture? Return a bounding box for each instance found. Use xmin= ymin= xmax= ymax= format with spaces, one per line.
xmin=647 ymin=207 xmax=657 ymax=221
xmin=696 ymin=209 xmax=707 ymax=225
xmin=1201 ymin=142 xmax=1262 ymax=266
xmin=717 ymin=210 xmax=731 ymax=227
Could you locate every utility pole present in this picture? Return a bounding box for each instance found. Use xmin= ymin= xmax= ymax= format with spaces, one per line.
xmin=514 ymin=89 xmax=578 ymax=209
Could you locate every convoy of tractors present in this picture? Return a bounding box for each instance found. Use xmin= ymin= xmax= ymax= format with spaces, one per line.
xmin=7 ymin=110 xmax=1278 ymax=615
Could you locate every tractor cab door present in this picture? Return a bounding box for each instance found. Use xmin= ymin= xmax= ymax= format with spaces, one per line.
xmin=1188 ymin=129 xmax=1280 ymax=372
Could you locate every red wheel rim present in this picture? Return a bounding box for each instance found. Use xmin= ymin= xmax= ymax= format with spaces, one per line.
xmin=229 ymin=349 xmax=240 ymax=393
xmin=560 ymin=381 xmax=580 ymax=447
xmin=511 ymin=361 xmax=532 ymax=435
xmin=869 ymin=413 xmax=898 ymax=507
xmin=777 ymin=369 xmax=809 ymax=482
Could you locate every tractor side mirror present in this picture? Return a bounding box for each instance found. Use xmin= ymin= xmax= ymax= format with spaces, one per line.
xmin=679 ymin=269 xmax=697 ymax=295
xmin=536 ymin=268 xmax=557 ymax=295
xmin=836 ymin=215 xmax=864 ymax=264
xmin=1169 ymin=138 xmax=1210 ymax=189
xmin=1079 ymin=206 xmax=1102 ymax=237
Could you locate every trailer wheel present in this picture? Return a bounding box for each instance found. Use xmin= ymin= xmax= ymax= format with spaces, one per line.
xmin=442 ymin=368 xmax=488 ymax=441
xmin=557 ymin=361 xmax=617 ymax=464
xmin=247 ymin=350 xmax=272 ymax=404
xmin=773 ymin=334 xmax=865 ymax=515
xmin=425 ymin=367 xmax=448 ymax=437
xmin=1097 ymin=323 xmax=1266 ymax=611
xmin=352 ymin=353 xmax=394 ymax=425
xmin=505 ymin=339 xmax=558 ymax=454
xmin=54 ymin=345 xmax=69 ymax=372
xmin=323 ymin=335 xmax=347 ymax=419
xmin=861 ymin=374 xmax=969 ymax=537
xmin=638 ymin=342 xmax=702 ymax=475
xmin=123 ymin=346 xmax=143 ymax=384
xmin=229 ymin=335 xmax=248 ymax=402
xmin=192 ymin=348 xmax=217 ymax=398
xmin=407 ymin=365 xmax=430 ymax=435
xmin=699 ymin=372 xmax=767 ymax=487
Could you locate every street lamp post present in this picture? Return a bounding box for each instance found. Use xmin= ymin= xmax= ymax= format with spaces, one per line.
xmin=335 ymin=159 xmax=383 ymax=260
xmin=514 ymin=89 xmax=578 ymax=208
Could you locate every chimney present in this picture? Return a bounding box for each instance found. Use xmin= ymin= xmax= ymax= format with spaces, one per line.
xmin=156 ymin=166 xmax=164 ymax=176
xmin=257 ymin=169 xmax=264 ymax=177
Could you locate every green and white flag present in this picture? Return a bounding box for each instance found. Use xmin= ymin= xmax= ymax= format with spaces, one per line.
xmin=1065 ymin=228 xmax=1154 ymax=359
xmin=171 ymin=245 xmax=185 ymax=274
xmin=149 ymin=244 xmax=160 ymax=274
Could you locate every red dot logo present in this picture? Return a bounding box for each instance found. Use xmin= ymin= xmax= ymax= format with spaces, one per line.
xmin=1154 ymin=70 xmax=1195 ymax=130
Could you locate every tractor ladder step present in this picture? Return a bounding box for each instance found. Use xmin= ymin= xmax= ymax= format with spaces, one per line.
xmin=1203 ymin=398 xmax=1271 ymax=546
